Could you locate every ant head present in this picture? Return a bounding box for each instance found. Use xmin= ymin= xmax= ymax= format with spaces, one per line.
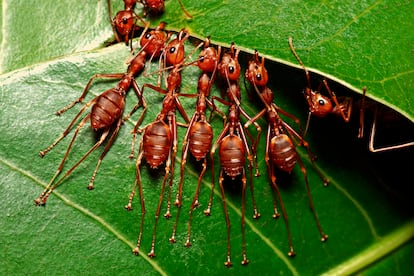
xmin=198 ymin=37 xmax=221 ymax=73
xmin=113 ymin=10 xmax=135 ymax=38
xmin=140 ymin=23 xmax=167 ymax=58
xmin=246 ymin=50 xmax=269 ymax=87
xmin=308 ymin=91 xmax=333 ymax=117
xmin=218 ymin=43 xmax=241 ymax=82
xmin=164 ymin=29 xmax=189 ymax=66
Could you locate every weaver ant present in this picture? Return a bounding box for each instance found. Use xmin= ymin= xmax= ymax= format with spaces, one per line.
xmin=245 ymin=50 xmax=329 ymax=257
xmin=107 ymin=0 xmax=147 ymax=47
xmin=125 ymin=29 xmax=196 ymax=258
xmin=34 ymin=22 xmax=168 ymax=206
xmin=289 ymin=36 xmax=413 ymax=152
xmin=169 ymin=38 xmax=226 ymax=246
xmin=289 ymin=37 xmax=353 ymax=136
xmin=205 ymin=44 xmax=261 ymax=267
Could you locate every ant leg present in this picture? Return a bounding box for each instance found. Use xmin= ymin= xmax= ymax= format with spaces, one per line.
xmin=56 ymin=74 xmax=123 ymax=115
xmin=164 ymin=115 xmax=178 ymax=219
xmin=148 ymin=145 xmax=172 ymax=258
xmin=239 ymin=125 xmax=260 ymax=219
xmin=368 ymin=106 xmax=414 ymax=152
xmin=282 ymin=121 xmax=329 ymax=186
xmin=169 ymin=115 xmax=198 ymax=242
xmin=185 ymin=157 xmax=207 ymax=247
xmin=358 ymin=87 xmax=367 ymax=139
xmin=35 ymin=114 xmax=91 ymax=205
xmin=125 ymin=139 xmax=144 ymax=211
xmin=88 ymin=117 xmax=123 ymax=190
xmin=37 ymin=118 xmax=111 ymax=205
xmin=131 ymin=147 xmax=146 ymax=255
xmin=240 ymin=169 xmax=249 ymax=265
xmin=39 ymin=99 xmax=96 ymax=157
xmin=267 ymin=157 xmax=296 ymax=256
xmin=205 ymin=124 xmax=229 ymax=215
xmin=322 ymin=79 xmax=352 ymax=122
xmin=218 ymin=170 xmax=232 ymax=267
xmin=296 ymin=153 xmax=328 ymax=242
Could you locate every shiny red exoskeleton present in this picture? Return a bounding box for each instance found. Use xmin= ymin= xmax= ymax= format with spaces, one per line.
xmin=206 ymin=44 xmax=261 ymax=267
xmin=245 ymin=50 xmax=330 ymax=257
xmin=169 ymin=38 xmax=227 ymax=246
xmin=107 ymin=0 xmax=147 ymax=47
xmin=289 ymin=37 xmax=353 ymax=136
xmin=125 ymin=30 xmax=196 ymax=258
xmin=34 ymin=23 xmax=168 ymax=206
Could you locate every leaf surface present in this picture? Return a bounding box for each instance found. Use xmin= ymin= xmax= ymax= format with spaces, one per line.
xmin=1 ymin=0 xmax=413 ymax=275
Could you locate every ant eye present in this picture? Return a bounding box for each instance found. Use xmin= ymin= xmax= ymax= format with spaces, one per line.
xmin=229 ymin=66 xmax=235 ymax=73
xmin=199 ymin=56 xmax=205 ymax=62
xmin=145 ymin=33 xmax=151 ymax=39
xmin=122 ymin=17 xmax=128 ymax=24
xmin=256 ymin=74 xmax=262 ymax=81
xmin=169 ymin=46 xmax=176 ymax=54
xmin=318 ymin=99 xmax=325 ymax=105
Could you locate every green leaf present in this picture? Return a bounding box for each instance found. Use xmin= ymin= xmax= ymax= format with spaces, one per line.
xmin=156 ymin=0 xmax=414 ymax=122
xmin=1 ymin=0 xmax=413 ymax=275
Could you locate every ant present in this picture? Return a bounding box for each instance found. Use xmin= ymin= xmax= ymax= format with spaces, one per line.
xmin=34 ymin=22 xmax=168 ymax=206
xmin=206 ymin=44 xmax=261 ymax=267
xmin=169 ymin=37 xmax=226 ymax=246
xmin=245 ymin=50 xmax=329 ymax=257
xmin=289 ymin=37 xmax=353 ymax=136
xmin=289 ymin=37 xmax=413 ymax=153
xmin=107 ymin=0 xmax=148 ymax=47
xmin=125 ymin=29 xmax=196 ymax=258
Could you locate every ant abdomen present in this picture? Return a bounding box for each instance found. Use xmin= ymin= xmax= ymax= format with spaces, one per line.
xmin=219 ymin=135 xmax=246 ymax=179
xmin=270 ymin=134 xmax=297 ymax=173
xmin=91 ymin=89 xmax=125 ymax=130
xmin=143 ymin=121 xmax=172 ymax=168
xmin=189 ymin=121 xmax=213 ymax=161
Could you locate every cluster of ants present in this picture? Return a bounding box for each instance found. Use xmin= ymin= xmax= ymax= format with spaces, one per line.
xmin=34 ymin=0 xmax=414 ymax=267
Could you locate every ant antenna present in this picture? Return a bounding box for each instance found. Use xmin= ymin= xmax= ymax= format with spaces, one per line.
xmin=289 ymin=36 xmax=312 ymax=88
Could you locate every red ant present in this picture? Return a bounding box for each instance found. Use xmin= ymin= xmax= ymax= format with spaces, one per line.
xmin=289 ymin=37 xmax=353 ymax=136
xmin=125 ymin=29 xmax=196 ymax=258
xmin=107 ymin=0 xmax=147 ymax=47
xmin=205 ymin=44 xmax=261 ymax=267
xmin=245 ymin=50 xmax=329 ymax=257
xmin=169 ymin=38 xmax=226 ymax=246
xmin=289 ymin=37 xmax=413 ymax=153
xmin=34 ymin=23 xmax=168 ymax=206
